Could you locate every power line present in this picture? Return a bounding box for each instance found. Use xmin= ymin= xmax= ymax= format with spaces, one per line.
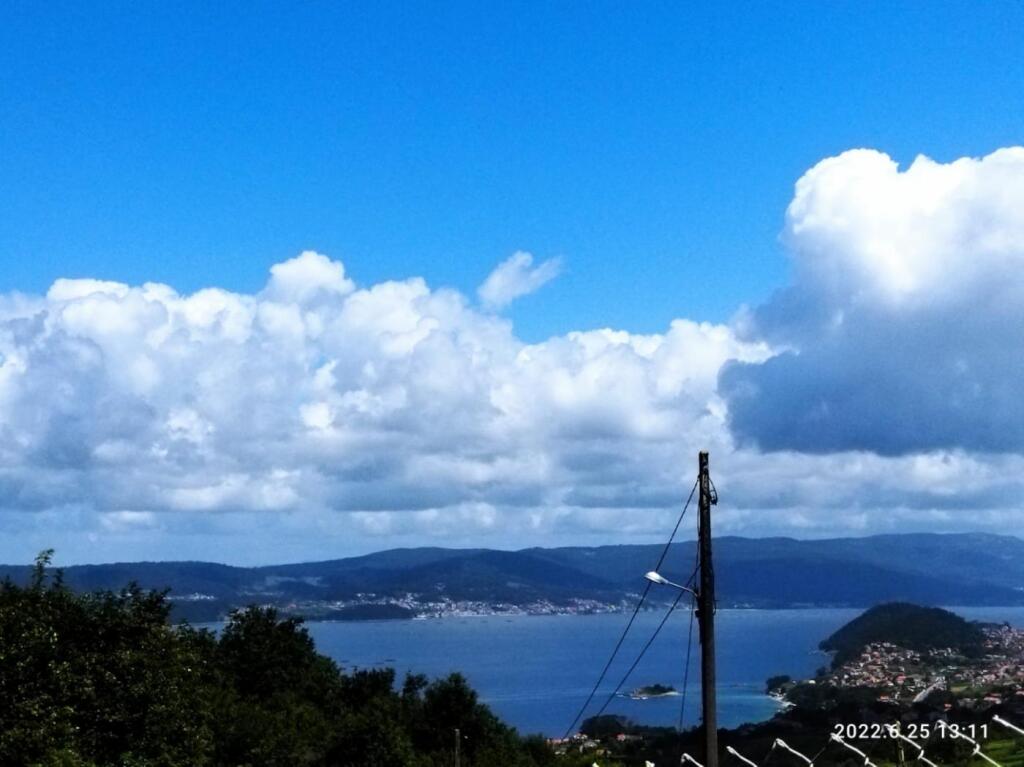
xmin=655 ymin=479 xmax=700 ymax=571
xmin=678 ymin=545 xmax=699 ymax=732
xmin=678 ymin=595 xmax=696 ymax=730
xmin=591 ymin=587 xmax=687 ymax=719
xmin=562 ymin=479 xmax=698 ymax=738
xmin=560 ymin=579 xmax=653 ymax=739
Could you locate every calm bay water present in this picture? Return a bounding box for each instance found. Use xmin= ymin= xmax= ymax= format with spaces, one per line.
xmin=308 ymin=608 xmax=845 ymax=736
xmin=217 ymin=606 xmax=1024 ymax=736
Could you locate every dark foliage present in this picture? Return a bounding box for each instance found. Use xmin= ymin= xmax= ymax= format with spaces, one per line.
xmin=765 ymin=674 xmax=791 ymax=693
xmin=0 ymin=551 xmax=555 ymax=767
xmin=580 ymin=714 xmax=632 ymax=739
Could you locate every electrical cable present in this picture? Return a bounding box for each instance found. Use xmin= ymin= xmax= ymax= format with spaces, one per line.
xmin=561 ymin=479 xmax=698 ymax=738
xmin=560 ymin=578 xmax=653 ymax=739
xmin=678 ymin=546 xmax=699 ymax=732
xmin=678 ymin=596 xmax=696 ymax=730
xmin=655 ymin=479 xmax=699 ymax=571
xmin=591 ymin=587 xmax=687 ymax=718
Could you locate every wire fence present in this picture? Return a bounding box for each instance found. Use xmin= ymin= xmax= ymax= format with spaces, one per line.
xmin=583 ymin=713 xmax=1024 ymax=767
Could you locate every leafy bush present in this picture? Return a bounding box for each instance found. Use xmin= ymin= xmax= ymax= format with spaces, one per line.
xmin=0 ymin=551 xmax=555 ymax=767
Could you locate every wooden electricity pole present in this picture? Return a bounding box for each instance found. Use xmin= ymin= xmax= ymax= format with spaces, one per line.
xmin=697 ymin=451 xmax=718 ymax=767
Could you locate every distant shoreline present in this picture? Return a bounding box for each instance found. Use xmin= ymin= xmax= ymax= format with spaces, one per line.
xmin=193 ymin=604 xmax=1024 ymax=626
xmin=9 ymin=533 xmax=1024 ymax=624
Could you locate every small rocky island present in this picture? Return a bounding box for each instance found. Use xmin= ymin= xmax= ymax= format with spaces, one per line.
xmin=628 ymin=683 xmax=680 ymax=700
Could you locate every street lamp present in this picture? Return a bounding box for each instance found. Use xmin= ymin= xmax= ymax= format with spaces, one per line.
xmin=644 ymin=570 xmax=698 ymax=597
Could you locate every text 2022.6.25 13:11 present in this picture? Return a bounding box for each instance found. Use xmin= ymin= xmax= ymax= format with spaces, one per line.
xmin=832 ymin=724 xmax=990 ymax=741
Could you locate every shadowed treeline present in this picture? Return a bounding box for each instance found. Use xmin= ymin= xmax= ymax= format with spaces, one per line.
xmin=0 ymin=551 xmax=558 ymax=767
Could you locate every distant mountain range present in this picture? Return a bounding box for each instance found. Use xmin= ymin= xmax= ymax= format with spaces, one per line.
xmin=3 ymin=532 xmax=1023 ymax=621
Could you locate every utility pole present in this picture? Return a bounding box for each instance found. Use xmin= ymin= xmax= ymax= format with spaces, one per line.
xmin=697 ymin=451 xmax=718 ymax=767
xmin=453 ymin=728 xmax=461 ymax=767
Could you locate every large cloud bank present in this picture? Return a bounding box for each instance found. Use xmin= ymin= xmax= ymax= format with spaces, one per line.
xmin=722 ymin=148 xmax=1024 ymax=454
xmin=4 ymin=147 xmax=1024 ymax=561
xmin=0 ymin=251 xmax=771 ymax=550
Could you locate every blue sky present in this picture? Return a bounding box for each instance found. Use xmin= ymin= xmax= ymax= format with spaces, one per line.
xmin=3 ymin=3 xmax=1024 ymax=564
xmin=4 ymin=2 xmax=1023 ymax=339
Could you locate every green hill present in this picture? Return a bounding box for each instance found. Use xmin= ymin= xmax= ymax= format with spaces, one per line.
xmin=4 ymin=533 xmax=1024 ymax=621
xmin=820 ymin=602 xmax=986 ymax=666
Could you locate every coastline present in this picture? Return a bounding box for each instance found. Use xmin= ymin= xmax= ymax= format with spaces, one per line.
xmin=193 ymin=603 xmax=1024 ymax=624
xmin=189 ymin=608 xmax=1024 ymax=736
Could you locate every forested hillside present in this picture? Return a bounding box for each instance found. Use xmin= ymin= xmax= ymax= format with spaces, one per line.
xmin=0 ymin=552 xmax=556 ymax=767
xmin=2 ymin=533 xmax=1023 ymax=622
xmin=820 ymin=602 xmax=986 ymax=666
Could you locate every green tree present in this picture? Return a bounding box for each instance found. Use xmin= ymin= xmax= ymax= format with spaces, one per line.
xmin=0 ymin=552 xmax=214 ymax=766
xmin=1 ymin=552 xmax=556 ymax=767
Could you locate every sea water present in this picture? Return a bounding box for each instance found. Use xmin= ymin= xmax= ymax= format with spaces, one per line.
xmin=308 ymin=608 xmax=851 ymax=736
xmin=215 ymin=606 xmax=1024 ymax=736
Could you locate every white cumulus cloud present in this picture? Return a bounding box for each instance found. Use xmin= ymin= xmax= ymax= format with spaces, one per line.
xmin=0 ymin=253 xmax=777 ymax=558
xmin=6 ymin=147 xmax=1024 ymax=562
xmin=478 ymin=251 xmax=562 ymax=309
xmin=721 ymin=147 xmax=1024 ymax=454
